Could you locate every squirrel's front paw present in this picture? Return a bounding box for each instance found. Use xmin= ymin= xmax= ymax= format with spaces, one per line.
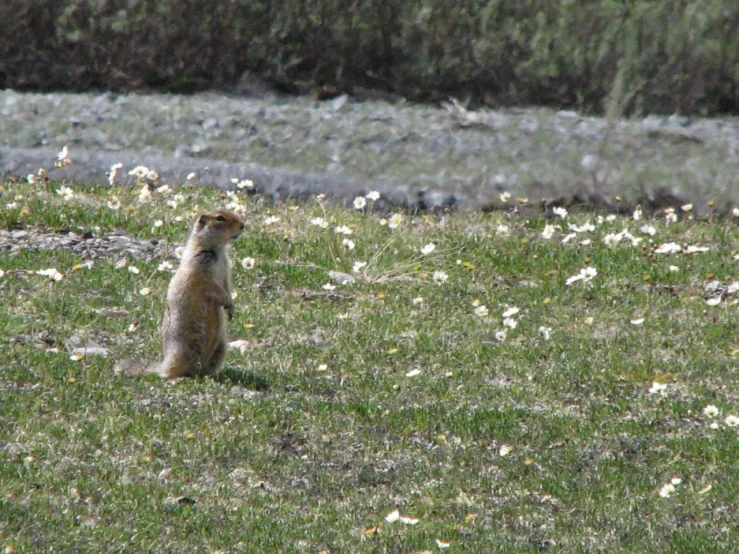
xmin=226 ymin=302 xmax=235 ymax=320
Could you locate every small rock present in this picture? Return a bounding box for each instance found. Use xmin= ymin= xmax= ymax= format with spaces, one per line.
xmin=328 ymin=271 xmax=355 ymax=285
xmin=330 ymin=94 xmax=349 ymax=111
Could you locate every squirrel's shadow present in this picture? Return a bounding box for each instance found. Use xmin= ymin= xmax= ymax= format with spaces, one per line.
xmin=214 ymin=368 xmax=270 ymax=391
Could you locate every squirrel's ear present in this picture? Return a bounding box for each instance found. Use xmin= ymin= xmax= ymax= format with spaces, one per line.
xmin=194 ymin=214 xmax=209 ymax=231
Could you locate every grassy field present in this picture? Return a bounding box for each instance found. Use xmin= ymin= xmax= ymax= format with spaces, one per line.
xmin=1 ymin=176 xmax=738 ymax=553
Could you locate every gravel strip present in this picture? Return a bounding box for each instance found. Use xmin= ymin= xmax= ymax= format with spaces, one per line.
xmin=0 ymin=227 xmax=170 ymax=261
xmin=2 ymin=90 xmax=739 ymax=213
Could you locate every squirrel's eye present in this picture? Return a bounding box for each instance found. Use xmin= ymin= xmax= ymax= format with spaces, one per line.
xmin=215 ymin=215 xmax=227 ymax=222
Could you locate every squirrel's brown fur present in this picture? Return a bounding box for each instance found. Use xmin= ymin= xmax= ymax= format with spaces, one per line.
xmin=115 ymin=210 xmax=245 ymax=379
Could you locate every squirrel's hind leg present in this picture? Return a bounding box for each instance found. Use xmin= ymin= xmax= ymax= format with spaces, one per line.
xmin=204 ymin=341 xmax=227 ymax=375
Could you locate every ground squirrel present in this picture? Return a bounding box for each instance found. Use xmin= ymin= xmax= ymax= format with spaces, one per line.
xmin=115 ymin=210 xmax=245 ymax=379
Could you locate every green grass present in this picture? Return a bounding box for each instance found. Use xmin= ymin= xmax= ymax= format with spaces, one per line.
xmin=1 ymin=180 xmax=738 ymax=553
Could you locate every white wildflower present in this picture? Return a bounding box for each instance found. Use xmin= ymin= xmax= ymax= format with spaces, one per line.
xmin=603 ymin=232 xmax=623 ymax=248
xmin=654 ymin=242 xmax=682 ymax=254
xmin=310 ymin=217 xmax=329 ymax=229
xmin=36 ymin=268 xmax=64 ymax=282
xmin=385 ymin=510 xmax=400 ymax=523
xmin=226 ymin=201 xmax=246 ymax=216
xmin=342 ymin=238 xmax=355 ymax=250
xmin=541 ymin=225 xmax=556 ymax=239
xmin=128 ymin=166 xmax=149 ymax=178
xmin=503 ymin=317 xmax=517 ymax=329
xmin=366 ymin=191 xmax=381 ymax=201
xmin=56 ymin=186 xmax=74 ymax=201
xmin=568 ymin=221 xmax=595 ymax=233
xmin=566 ymin=266 xmax=597 ymax=285
xmin=703 ymin=405 xmax=719 ymax=418
xmin=502 ymin=306 xmax=520 ymax=318
xmin=659 ymin=483 xmax=676 ymax=498
xmin=420 ymin=243 xmax=436 ymax=255
xmin=240 ymin=257 xmax=256 ymax=270
xmin=432 ymin=271 xmax=448 ymax=284
xmin=138 ymin=185 xmax=152 ymax=203
xmin=388 ymin=213 xmax=403 ymax=229
xmin=353 ymin=196 xmax=367 ymax=210
xmin=334 ymin=225 xmax=352 ymax=235
xmin=623 ymin=230 xmax=643 ymax=247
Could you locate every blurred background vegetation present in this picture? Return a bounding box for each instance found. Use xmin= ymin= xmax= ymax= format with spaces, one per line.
xmin=1 ymin=0 xmax=737 ymax=116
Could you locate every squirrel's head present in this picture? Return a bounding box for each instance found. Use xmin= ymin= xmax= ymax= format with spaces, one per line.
xmin=193 ymin=210 xmax=245 ymax=242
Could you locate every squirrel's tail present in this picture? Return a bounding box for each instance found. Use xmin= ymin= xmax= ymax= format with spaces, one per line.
xmin=113 ymin=359 xmax=160 ymax=377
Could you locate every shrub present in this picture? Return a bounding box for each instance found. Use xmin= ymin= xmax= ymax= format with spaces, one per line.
xmin=0 ymin=0 xmax=736 ymax=115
